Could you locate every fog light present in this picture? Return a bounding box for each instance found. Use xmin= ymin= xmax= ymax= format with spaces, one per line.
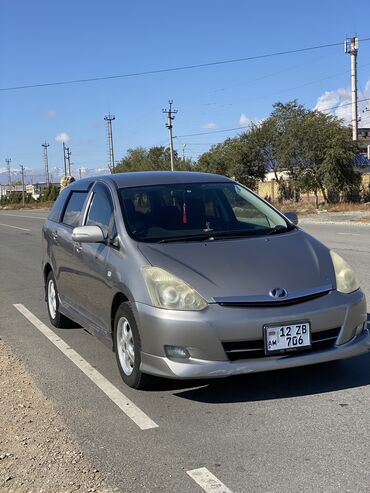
xmin=164 ymin=345 xmax=190 ymax=359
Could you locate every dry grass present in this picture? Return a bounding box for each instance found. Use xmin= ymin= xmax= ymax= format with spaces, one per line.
xmin=323 ymin=202 xmax=370 ymax=212
xmin=273 ymin=200 xmax=370 ymax=215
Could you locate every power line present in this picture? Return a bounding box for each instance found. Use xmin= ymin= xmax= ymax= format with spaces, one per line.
xmin=203 ymin=60 xmax=370 ymax=109
xmin=176 ymin=97 xmax=370 ymax=139
xmin=2 ymin=38 xmax=370 ymax=92
xmin=176 ymin=127 xmax=247 ymax=138
xmin=319 ymin=96 xmax=370 ymax=112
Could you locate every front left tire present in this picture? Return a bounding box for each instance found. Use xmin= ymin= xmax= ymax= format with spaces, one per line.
xmin=113 ymin=302 xmax=152 ymax=389
xmin=46 ymin=271 xmax=73 ymax=328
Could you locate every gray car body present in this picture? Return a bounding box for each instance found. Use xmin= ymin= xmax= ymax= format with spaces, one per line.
xmin=42 ymin=171 xmax=370 ymax=379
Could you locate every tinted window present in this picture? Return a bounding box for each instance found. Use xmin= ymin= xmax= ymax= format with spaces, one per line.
xmin=47 ymin=187 xmax=69 ymax=222
xmin=61 ymin=191 xmax=88 ymax=228
xmin=85 ymin=186 xmax=114 ymax=237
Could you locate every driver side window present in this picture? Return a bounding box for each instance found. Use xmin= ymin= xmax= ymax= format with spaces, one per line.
xmin=85 ymin=186 xmax=114 ymax=238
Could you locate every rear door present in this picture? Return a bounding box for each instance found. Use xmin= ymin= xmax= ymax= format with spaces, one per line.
xmin=53 ymin=190 xmax=89 ymax=307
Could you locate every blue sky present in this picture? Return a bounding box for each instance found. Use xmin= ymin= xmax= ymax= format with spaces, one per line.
xmin=1 ymin=0 xmax=370 ymax=183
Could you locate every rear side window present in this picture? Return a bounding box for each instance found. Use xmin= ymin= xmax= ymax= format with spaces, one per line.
xmin=61 ymin=191 xmax=88 ymax=228
xmin=47 ymin=187 xmax=70 ymax=223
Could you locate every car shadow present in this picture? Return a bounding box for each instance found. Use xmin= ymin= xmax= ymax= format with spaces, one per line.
xmin=150 ymin=315 xmax=370 ymax=404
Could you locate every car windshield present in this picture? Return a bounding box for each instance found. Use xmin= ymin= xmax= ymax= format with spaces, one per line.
xmin=118 ymin=182 xmax=292 ymax=243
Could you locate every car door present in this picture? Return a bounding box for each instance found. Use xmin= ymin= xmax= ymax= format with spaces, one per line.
xmin=53 ymin=190 xmax=89 ymax=307
xmin=71 ymin=182 xmax=117 ymax=334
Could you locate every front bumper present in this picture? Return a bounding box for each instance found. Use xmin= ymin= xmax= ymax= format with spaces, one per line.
xmin=134 ymin=289 xmax=368 ymax=379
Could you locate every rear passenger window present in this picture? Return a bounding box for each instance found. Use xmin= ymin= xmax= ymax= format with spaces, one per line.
xmin=48 ymin=187 xmax=69 ymax=222
xmin=61 ymin=191 xmax=88 ymax=228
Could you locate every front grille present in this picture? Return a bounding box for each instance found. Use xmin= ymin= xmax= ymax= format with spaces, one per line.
xmin=222 ymin=327 xmax=341 ymax=361
xmin=217 ymin=290 xmax=330 ymax=308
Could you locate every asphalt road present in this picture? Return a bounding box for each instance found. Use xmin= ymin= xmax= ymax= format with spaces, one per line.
xmin=1 ymin=210 xmax=370 ymax=493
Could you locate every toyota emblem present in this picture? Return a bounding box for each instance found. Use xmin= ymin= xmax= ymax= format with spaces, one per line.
xmin=269 ymin=287 xmax=288 ymax=299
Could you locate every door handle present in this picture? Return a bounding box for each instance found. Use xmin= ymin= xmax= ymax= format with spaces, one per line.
xmin=51 ymin=232 xmax=58 ymax=242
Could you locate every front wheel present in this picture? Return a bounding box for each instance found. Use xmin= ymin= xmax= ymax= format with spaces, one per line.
xmin=113 ymin=302 xmax=151 ymax=389
xmin=46 ymin=271 xmax=73 ymax=328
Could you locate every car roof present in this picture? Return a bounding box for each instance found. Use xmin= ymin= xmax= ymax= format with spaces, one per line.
xmin=69 ymin=171 xmax=232 ymax=190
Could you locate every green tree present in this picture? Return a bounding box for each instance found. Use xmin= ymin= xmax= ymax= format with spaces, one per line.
xmin=276 ymin=107 xmax=360 ymax=203
xmin=195 ymin=133 xmax=266 ymax=189
xmin=115 ymin=146 xmax=192 ymax=173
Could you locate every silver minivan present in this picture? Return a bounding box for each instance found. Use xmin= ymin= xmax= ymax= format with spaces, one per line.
xmin=42 ymin=172 xmax=369 ymax=389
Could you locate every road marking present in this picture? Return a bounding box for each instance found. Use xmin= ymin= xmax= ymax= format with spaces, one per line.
xmin=0 ymin=213 xmax=46 ymax=219
xmin=337 ymin=232 xmax=360 ymax=236
xmin=13 ymin=304 xmax=158 ymax=431
xmin=187 ymin=468 xmax=234 ymax=493
xmin=0 ymin=222 xmax=30 ymax=231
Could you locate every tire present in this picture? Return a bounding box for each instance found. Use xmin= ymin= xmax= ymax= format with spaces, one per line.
xmin=46 ymin=271 xmax=73 ymax=328
xmin=113 ymin=302 xmax=151 ymax=389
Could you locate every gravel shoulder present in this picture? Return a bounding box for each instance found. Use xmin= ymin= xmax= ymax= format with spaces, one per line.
xmin=0 ymin=338 xmax=113 ymax=493
xmin=299 ymin=210 xmax=370 ymax=226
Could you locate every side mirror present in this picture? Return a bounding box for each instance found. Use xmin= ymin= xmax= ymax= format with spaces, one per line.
xmin=285 ymin=211 xmax=299 ymax=225
xmin=72 ymin=225 xmax=105 ymax=243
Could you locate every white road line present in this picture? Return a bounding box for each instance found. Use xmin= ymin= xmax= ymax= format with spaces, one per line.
xmin=187 ymin=468 xmax=234 ymax=493
xmin=0 ymin=222 xmax=31 ymax=231
xmin=337 ymin=232 xmax=360 ymax=236
xmin=13 ymin=304 xmax=158 ymax=431
xmin=0 ymin=213 xmax=46 ymax=219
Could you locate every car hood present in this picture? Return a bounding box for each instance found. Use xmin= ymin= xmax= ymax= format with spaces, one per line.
xmin=137 ymin=229 xmax=335 ymax=302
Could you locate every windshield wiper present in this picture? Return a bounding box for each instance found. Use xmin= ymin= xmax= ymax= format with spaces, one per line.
xmin=158 ymin=234 xmax=214 ymax=243
xmin=267 ymin=224 xmax=296 ymax=235
xmin=158 ymin=230 xmax=261 ymax=243
xmin=210 ymin=230 xmax=261 ymax=239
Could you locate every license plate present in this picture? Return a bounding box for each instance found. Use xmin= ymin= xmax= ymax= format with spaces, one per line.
xmin=264 ymin=322 xmax=311 ymax=354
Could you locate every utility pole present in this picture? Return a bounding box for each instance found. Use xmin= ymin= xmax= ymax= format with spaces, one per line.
xmin=5 ymin=158 xmax=11 ymax=186
xmin=20 ymin=165 xmax=25 ymax=206
xmin=182 ymin=144 xmax=187 ymax=162
xmin=104 ymin=114 xmax=116 ymax=173
xmin=162 ymin=100 xmax=178 ymax=171
xmin=62 ymin=142 xmax=67 ymax=177
xmin=42 ymin=142 xmax=50 ymax=185
xmin=65 ymin=147 xmax=72 ymax=176
xmin=79 ymin=168 xmax=83 ymax=180
xmin=345 ymin=36 xmax=359 ymax=141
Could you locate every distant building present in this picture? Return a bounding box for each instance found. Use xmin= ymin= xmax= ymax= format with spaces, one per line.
xmin=358 ymin=128 xmax=370 ymax=161
xmin=0 ymin=184 xmax=24 ymax=199
xmin=264 ymin=171 xmax=290 ymax=182
xmin=26 ymin=182 xmax=61 ymax=200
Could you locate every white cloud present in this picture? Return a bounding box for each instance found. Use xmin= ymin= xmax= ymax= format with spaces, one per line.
xmin=314 ymin=78 xmax=370 ymax=125
xmin=55 ymin=132 xmax=70 ymax=143
xmin=202 ymin=122 xmax=217 ymax=129
xmin=239 ymin=113 xmax=253 ymax=127
xmin=46 ymin=109 xmax=57 ymax=118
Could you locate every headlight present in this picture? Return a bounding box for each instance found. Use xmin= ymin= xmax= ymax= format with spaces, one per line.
xmin=141 ymin=266 xmax=208 ymax=311
xmin=330 ymin=250 xmax=359 ymax=294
